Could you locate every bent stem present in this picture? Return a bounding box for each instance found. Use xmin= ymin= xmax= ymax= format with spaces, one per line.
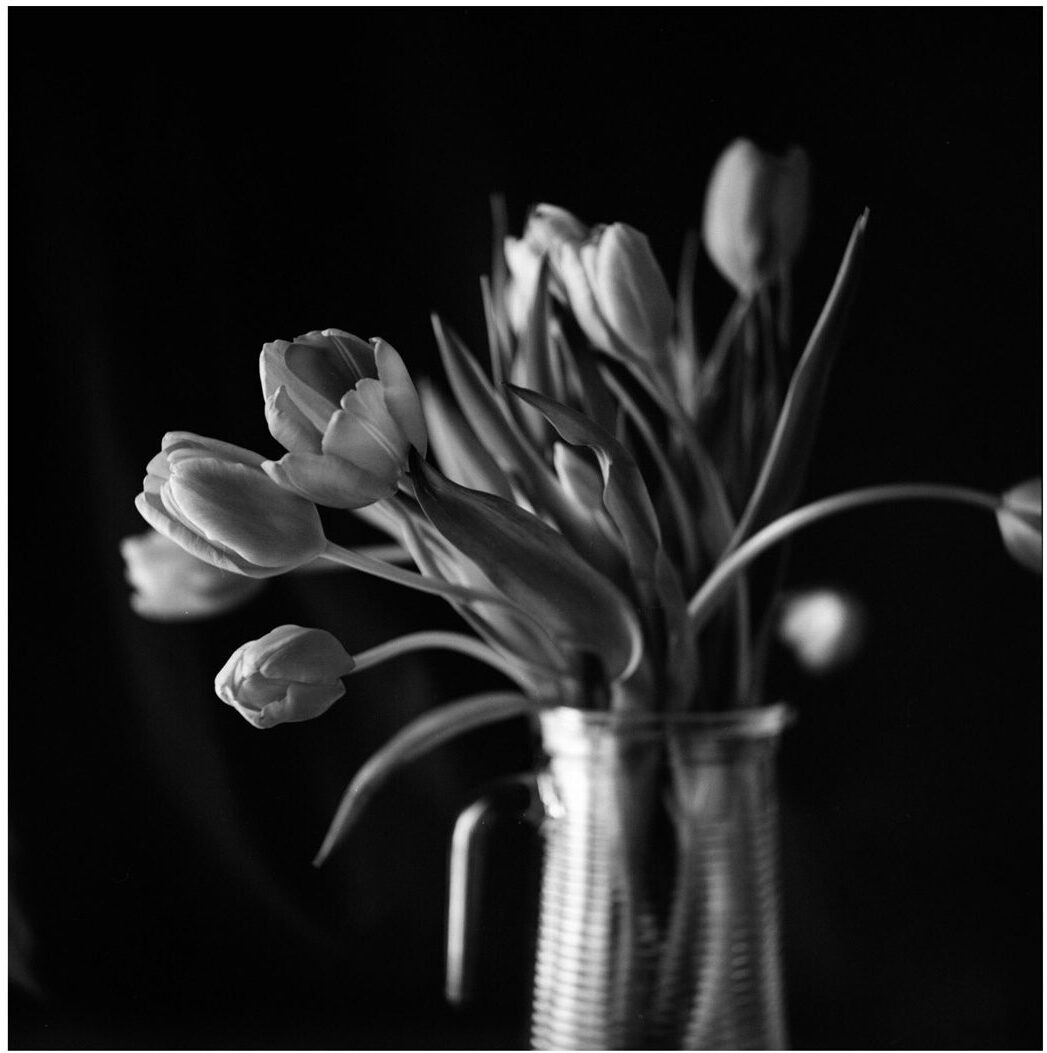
xmin=351 ymin=630 xmax=535 ymax=692
xmin=688 ymin=483 xmax=1001 ymax=631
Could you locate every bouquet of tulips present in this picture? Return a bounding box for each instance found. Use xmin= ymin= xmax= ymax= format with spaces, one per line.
xmin=130 ymin=139 xmax=1041 ymax=867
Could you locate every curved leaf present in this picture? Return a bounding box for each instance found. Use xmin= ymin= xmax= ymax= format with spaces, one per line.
xmin=412 ymin=453 xmax=644 ymax=682
xmin=731 ymin=210 xmax=869 ymax=547
xmin=313 ymin=691 xmax=537 ymax=865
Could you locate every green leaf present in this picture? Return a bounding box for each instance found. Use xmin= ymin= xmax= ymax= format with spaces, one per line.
xmin=730 ymin=211 xmax=869 ymax=547
xmin=412 ymin=453 xmax=644 ymax=682
xmin=313 ymin=691 xmax=537 ymax=866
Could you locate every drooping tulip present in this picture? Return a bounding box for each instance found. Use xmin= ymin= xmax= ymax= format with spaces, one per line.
xmin=120 ymin=528 xmax=265 ymax=621
xmin=556 ymin=223 xmax=674 ymax=368
xmin=215 ymin=625 xmax=355 ymax=728
xmin=997 ymin=478 xmax=1042 ymax=573
xmin=135 ymin=432 xmax=326 ymax=577
xmin=260 ymin=330 xmax=427 ymax=509
xmin=702 ymin=137 xmax=810 ymax=296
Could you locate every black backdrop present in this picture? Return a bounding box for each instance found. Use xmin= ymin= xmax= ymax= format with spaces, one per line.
xmin=10 ymin=10 xmax=1042 ymax=1050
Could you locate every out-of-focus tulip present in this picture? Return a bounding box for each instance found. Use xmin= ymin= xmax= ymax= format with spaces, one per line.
xmin=120 ymin=528 xmax=265 ymax=621
xmin=260 ymin=331 xmax=427 ymax=509
xmin=702 ymin=138 xmax=810 ymax=296
xmin=997 ymin=478 xmax=1042 ymax=573
xmin=778 ymin=588 xmax=863 ymax=673
xmin=523 ymin=203 xmax=588 ymax=256
xmin=215 ymin=625 xmax=355 ymax=728
xmin=557 ymin=223 xmax=674 ymax=366
xmin=135 ymin=432 xmax=326 ymax=577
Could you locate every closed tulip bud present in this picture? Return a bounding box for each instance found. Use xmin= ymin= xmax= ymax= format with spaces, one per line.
xmin=260 ymin=332 xmax=427 ymax=509
xmin=778 ymin=588 xmax=863 ymax=673
xmin=557 ymin=223 xmax=674 ymax=366
xmin=997 ymin=478 xmax=1042 ymax=573
xmin=120 ymin=529 xmax=265 ymax=621
xmin=702 ymin=138 xmax=810 ymax=296
xmin=215 ymin=625 xmax=355 ymax=728
xmin=523 ymin=203 xmax=588 ymax=256
xmin=135 ymin=432 xmax=326 ymax=577
xmin=503 ymin=235 xmax=543 ymax=335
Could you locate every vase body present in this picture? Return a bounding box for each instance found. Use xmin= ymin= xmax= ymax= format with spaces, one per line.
xmin=529 ymin=705 xmax=790 ymax=1051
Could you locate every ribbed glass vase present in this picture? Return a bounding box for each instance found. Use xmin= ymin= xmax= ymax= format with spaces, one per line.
xmin=529 ymin=704 xmax=791 ymax=1051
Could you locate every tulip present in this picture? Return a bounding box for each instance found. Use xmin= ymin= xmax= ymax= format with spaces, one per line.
xmin=997 ymin=477 xmax=1042 ymax=573
xmin=135 ymin=432 xmax=326 ymax=577
xmin=556 ymin=223 xmax=674 ymax=367
xmin=778 ymin=588 xmax=863 ymax=673
xmin=522 ymin=203 xmax=588 ymax=256
xmin=702 ymin=138 xmax=810 ymax=296
xmin=215 ymin=625 xmax=355 ymax=728
xmin=260 ymin=331 xmax=427 ymax=509
xmin=120 ymin=528 xmax=265 ymax=621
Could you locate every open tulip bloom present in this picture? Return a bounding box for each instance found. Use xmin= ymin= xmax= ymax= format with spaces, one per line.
xmin=133 ymin=140 xmax=1041 ymax=866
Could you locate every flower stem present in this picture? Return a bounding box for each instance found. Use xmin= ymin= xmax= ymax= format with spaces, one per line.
xmin=687 ymin=483 xmax=1001 ymax=631
xmin=351 ymin=630 xmax=534 ymax=691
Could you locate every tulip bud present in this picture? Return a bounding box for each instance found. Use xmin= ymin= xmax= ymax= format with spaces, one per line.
xmin=120 ymin=529 xmax=265 ymax=621
xmin=215 ymin=625 xmax=355 ymax=728
xmin=135 ymin=432 xmax=326 ymax=577
xmin=702 ymin=138 xmax=810 ymax=296
xmin=778 ymin=588 xmax=863 ymax=673
xmin=997 ymin=478 xmax=1042 ymax=573
xmin=557 ymin=223 xmax=674 ymax=367
xmin=261 ymin=334 xmax=427 ymax=510
xmin=523 ymin=203 xmax=588 ymax=256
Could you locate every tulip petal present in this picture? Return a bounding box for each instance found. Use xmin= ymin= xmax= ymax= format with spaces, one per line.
xmin=375 ymin=339 xmax=428 ymax=455
xmin=161 ymin=431 xmax=266 ymax=468
xmin=317 ymin=329 xmax=378 ymax=384
xmin=266 ymin=386 xmax=323 ymax=454
xmin=263 ymin=451 xmax=395 ymax=509
xmin=254 ymin=680 xmax=346 ymax=729
xmin=167 ymin=459 xmax=325 ymax=569
xmin=254 ymin=625 xmax=355 ymax=683
xmin=135 ymin=489 xmax=262 ymax=577
xmin=260 ymin=340 xmax=340 ymax=432
xmin=997 ymin=478 xmax=1043 ymax=573
xmin=325 ymin=382 xmax=406 ymax=478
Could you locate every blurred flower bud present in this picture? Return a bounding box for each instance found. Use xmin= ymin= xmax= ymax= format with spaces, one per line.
xmin=215 ymin=625 xmax=355 ymax=729
xmin=523 ymin=203 xmax=588 ymax=256
xmin=261 ymin=334 xmax=427 ymax=509
xmin=557 ymin=223 xmax=674 ymax=365
xmin=702 ymin=138 xmax=810 ymax=296
xmin=778 ymin=588 xmax=863 ymax=674
xmin=135 ymin=432 xmax=326 ymax=577
xmin=997 ymin=478 xmax=1042 ymax=573
xmin=120 ymin=529 xmax=265 ymax=621
xmin=503 ymin=235 xmax=543 ymax=335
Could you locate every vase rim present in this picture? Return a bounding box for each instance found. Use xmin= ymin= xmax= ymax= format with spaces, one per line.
xmin=538 ymin=701 xmax=794 ymax=739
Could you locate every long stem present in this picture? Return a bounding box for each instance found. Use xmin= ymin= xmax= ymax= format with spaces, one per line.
xmin=688 ymin=483 xmax=1001 ymax=630
xmin=322 ymin=540 xmax=522 ymax=612
xmin=350 ymin=630 xmax=534 ymax=691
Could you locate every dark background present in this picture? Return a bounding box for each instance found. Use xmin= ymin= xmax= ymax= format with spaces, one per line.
xmin=10 ymin=10 xmax=1042 ymax=1051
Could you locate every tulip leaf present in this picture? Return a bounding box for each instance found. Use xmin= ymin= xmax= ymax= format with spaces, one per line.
xmin=506 ymin=384 xmax=661 ymax=589
xmin=730 ymin=211 xmax=869 ymax=547
xmin=432 ymin=315 xmax=623 ymax=573
xmin=411 ymin=453 xmax=644 ymax=682
xmin=419 ymin=381 xmax=515 ymax=501
xmin=314 ymin=691 xmax=538 ymax=866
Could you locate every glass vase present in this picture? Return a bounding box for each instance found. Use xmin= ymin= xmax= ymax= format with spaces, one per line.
xmin=448 ymin=703 xmax=792 ymax=1051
